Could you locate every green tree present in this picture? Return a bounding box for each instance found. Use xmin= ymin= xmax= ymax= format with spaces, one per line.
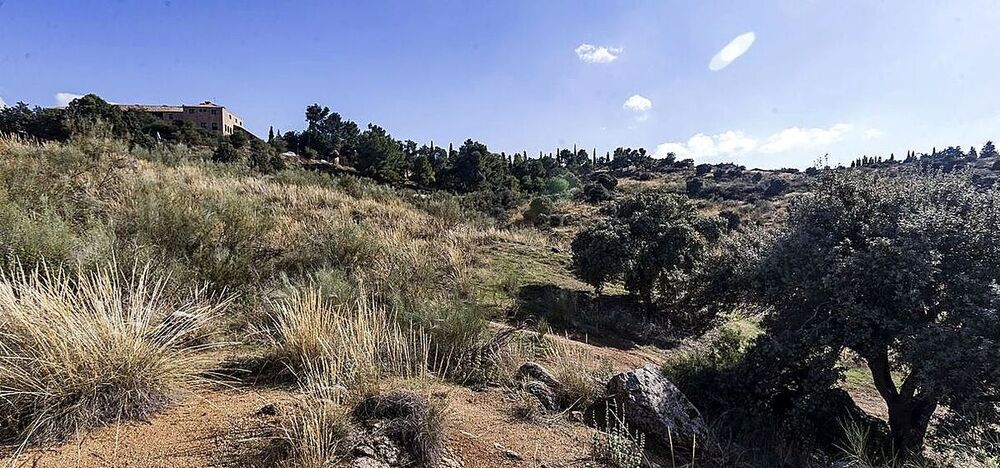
xmin=446 ymin=139 xmax=509 ymax=192
xmin=740 ymin=171 xmax=1000 ymax=457
xmin=409 ymin=153 xmax=436 ymax=186
xmin=571 ymin=190 xmax=720 ymax=308
xmin=356 ymin=124 xmax=406 ymax=184
xmin=212 ymin=141 xmax=241 ymax=163
xmin=982 ymin=140 xmax=999 ymax=159
xmin=570 ymin=221 xmax=629 ymax=294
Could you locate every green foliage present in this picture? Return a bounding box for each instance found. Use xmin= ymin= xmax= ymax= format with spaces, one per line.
xmin=115 ymin=181 xmax=276 ymax=292
xmin=737 ymin=170 xmax=1000 ymax=457
xmin=523 ymin=197 xmax=555 ymax=225
xmin=569 ymin=221 xmax=629 ymax=294
xmin=212 ymin=141 xmax=241 ymax=163
xmin=544 ymin=177 xmax=570 ymax=195
xmin=356 ymin=124 xmax=406 ymax=184
xmin=445 ymin=139 xmax=510 ymax=193
xmin=571 ymin=190 xmax=721 ymax=307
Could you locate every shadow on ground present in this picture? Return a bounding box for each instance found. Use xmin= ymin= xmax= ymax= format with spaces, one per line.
xmin=510 ymin=283 xmax=686 ymax=350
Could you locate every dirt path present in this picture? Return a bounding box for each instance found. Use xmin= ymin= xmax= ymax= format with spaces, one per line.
xmin=10 ymin=336 xmax=659 ymax=467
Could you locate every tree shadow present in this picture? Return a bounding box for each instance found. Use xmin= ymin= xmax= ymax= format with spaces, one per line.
xmin=510 ymin=283 xmax=684 ymax=350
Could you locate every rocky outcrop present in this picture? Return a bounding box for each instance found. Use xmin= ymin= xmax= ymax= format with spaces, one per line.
xmin=602 ymin=364 xmax=707 ymax=448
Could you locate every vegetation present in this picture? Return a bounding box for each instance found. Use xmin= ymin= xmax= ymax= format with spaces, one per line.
xmin=571 ymin=189 xmax=724 ymax=308
xmin=0 ymin=263 xmax=226 ymax=450
xmin=2 ymin=93 xmax=1000 ymax=466
xmin=735 ymin=171 xmax=1000 ymax=458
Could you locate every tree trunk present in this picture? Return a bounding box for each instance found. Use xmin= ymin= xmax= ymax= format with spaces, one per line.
xmin=866 ymin=348 xmax=937 ymax=458
xmin=886 ymin=396 xmax=937 ymax=457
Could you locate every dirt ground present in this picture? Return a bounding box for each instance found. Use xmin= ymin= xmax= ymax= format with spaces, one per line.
xmin=8 ymin=336 xmax=657 ymax=468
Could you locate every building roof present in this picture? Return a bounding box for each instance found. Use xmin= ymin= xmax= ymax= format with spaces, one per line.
xmin=118 ymin=104 xmax=183 ymax=112
xmin=185 ymin=101 xmax=224 ymax=108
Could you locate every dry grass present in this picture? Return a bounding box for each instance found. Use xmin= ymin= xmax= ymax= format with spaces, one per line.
xmin=542 ymin=337 xmax=613 ymax=410
xmin=0 ymin=262 xmax=227 ymax=451
xmin=259 ymin=288 xmax=430 ymax=393
xmin=274 ymin=361 xmax=356 ymax=468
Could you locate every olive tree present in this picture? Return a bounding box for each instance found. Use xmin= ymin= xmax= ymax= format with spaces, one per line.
xmin=745 ymin=170 xmax=1000 ymax=457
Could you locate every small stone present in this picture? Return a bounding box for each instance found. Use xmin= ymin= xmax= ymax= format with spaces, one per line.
xmin=350 ymin=457 xmax=390 ymax=468
xmin=254 ymin=403 xmax=278 ymax=417
xmin=352 ymin=444 xmax=377 ymax=458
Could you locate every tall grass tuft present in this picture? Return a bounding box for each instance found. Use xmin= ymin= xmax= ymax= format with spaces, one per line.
xmin=260 ymin=288 xmax=430 ymax=392
xmin=0 ymin=262 xmax=226 ymax=450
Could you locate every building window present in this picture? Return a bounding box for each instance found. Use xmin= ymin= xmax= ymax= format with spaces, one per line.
xmin=187 ymin=109 xmax=194 ymax=113
xmin=212 ymin=123 xmax=218 ymax=131
xmin=200 ymin=122 xmax=207 ymax=128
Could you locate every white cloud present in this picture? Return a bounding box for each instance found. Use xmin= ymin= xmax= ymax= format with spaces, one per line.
xmin=655 ymin=130 xmax=757 ymax=161
xmin=575 ymin=43 xmax=622 ymax=63
xmin=864 ymin=128 xmax=886 ymax=140
xmin=54 ymin=92 xmax=85 ymax=107
xmin=758 ymin=123 xmax=852 ymax=153
xmin=709 ymin=32 xmax=756 ymax=71
xmin=0 ymin=97 xmax=6 ymax=108
xmin=622 ymin=94 xmax=652 ymax=112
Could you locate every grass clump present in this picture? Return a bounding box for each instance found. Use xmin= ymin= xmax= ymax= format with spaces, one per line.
xmin=0 ymin=263 xmax=226 ymax=450
xmin=351 ymin=390 xmax=449 ymax=467
xmin=543 ymin=338 xmax=613 ymax=409
xmin=259 ymin=288 xmax=430 ymax=390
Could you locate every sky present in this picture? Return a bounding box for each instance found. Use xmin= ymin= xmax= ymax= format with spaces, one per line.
xmin=2 ymin=0 xmax=1000 ymax=168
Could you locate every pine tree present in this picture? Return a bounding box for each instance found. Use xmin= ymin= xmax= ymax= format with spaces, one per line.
xmin=982 ymin=141 xmax=999 ymax=159
xmin=969 ymin=146 xmax=978 ymax=159
xmin=267 ymin=126 xmax=274 ymax=142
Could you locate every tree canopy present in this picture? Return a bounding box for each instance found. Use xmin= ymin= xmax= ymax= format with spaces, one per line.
xmin=739 ymin=170 xmax=1000 ymax=457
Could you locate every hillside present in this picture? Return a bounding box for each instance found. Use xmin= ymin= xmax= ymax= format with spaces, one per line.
xmin=0 ymin=132 xmax=997 ymax=468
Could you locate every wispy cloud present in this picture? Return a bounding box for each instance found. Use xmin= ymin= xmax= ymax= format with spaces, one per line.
xmin=0 ymin=96 xmax=6 ymax=108
xmin=54 ymin=92 xmax=85 ymax=107
xmin=622 ymin=94 xmax=652 ymax=112
xmin=758 ymin=123 xmax=852 ymax=153
xmin=575 ymin=43 xmax=622 ymax=63
xmin=655 ymin=130 xmax=757 ymax=160
xmin=709 ymin=32 xmax=756 ymax=71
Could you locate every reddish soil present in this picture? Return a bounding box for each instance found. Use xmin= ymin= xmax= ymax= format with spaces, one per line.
xmin=9 ymin=337 xmax=659 ymax=468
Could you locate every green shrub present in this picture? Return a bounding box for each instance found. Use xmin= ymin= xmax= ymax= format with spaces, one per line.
xmin=523 ymin=196 xmax=555 ymax=225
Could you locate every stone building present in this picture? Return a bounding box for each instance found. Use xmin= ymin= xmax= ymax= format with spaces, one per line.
xmin=118 ymin=101 xmax=246 ymax=136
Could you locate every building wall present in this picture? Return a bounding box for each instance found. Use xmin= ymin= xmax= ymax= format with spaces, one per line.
xmin=121 ymin=102 xmax=246 ymax=136
xmin=180 ymin=105 xmax=226 ymax=134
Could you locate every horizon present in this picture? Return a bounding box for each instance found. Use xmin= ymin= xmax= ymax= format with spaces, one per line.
xmin=2 ymin=1 xmax=1000 ymax=168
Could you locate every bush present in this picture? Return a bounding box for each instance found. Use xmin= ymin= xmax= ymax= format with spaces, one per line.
xmin=544 ymin=177 xmax=570 ymax=195
xmin=0 ymin=263 xmax=225 ymax=448
xmin=582 ymin=182 xmax=613 ymax=203
xmin=115 ymin=181 xmax=276 ymax=291
xmin=523 ymin=196 xmax=555 ymax=225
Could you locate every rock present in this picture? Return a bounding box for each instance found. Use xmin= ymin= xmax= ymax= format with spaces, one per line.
xmin=494 ymin=443 xmax=522 ymax=460
xmin=524 ymin=379 xmax=558 ymax=411
xmin=569 ymin=410 xmax=584 ymax=422
xmin=517 ymin=362 xmax=561 ymax=389
xmin=352 ymin=444 xmax=377 ymax=459
xmin=254 ymin=403 xmax=279 ymax=417
xmin=603 ymin=364 xmax=707 ymax=448
xmin=350 ymin=457 xmax=390 ymax=468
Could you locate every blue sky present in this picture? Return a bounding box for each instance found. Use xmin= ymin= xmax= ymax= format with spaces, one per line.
xmin=2 ymin=1 xmax=1000 ymax=168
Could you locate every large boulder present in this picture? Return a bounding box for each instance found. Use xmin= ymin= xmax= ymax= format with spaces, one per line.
xmin=602 ymin=364 xmax=707 ymax=448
